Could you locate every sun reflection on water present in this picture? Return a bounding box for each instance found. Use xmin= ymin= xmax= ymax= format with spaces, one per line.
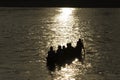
xmin=49 ymin=8 xmax=80 ymax=49
xmin=52 ymin=59 xmax=92 ymax=80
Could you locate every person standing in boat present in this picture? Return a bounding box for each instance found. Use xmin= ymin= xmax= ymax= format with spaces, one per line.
xmin=56 ymin=45 xmax=62 ymax=63
xmin=47 ymin=46 xmax=56 ymax=63
xmin=75 ymin=39 xmax=84 ymax=60
xmin=47 ymin=46 xmax=56 ymax=71
xmin=66 ymin=43 xmax=74 ymax=59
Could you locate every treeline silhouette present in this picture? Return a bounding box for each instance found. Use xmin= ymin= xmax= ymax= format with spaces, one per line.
xmin=46 ymin=39 xmax=85 ymax=71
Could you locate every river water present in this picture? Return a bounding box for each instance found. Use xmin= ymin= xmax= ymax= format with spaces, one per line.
xmin=0 ymin=8 xmax=120 ymax=80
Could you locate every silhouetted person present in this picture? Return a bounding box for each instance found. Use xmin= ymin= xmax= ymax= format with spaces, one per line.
xmin=47 ymin=46 xmax=56 ymax=71
xmin=75 ymin=39 xmax=84 ymax=60
xmin=61 ymin=46 xmax=65 ymax=56
xmin=47 ymin=46 xmax=55 ymax=64
xmin=56 ymin=45 xmax=62 ymax=65
xmin=77 ymin=39 xmax=84 ymax=49
xmin=47 ymin=46 xmax=55 ymax=59
xmin=61 ymin=45 xmax=66 ymax=63
xmin=66 ymin=43 xmax=74 ymax=60
xmin=56 ymin=45 xmax=62 ymax=54
xmin=67 ymin=43 xmax=73 ymax=49
xmin=63 ymin=46 xmax=66 ymax=50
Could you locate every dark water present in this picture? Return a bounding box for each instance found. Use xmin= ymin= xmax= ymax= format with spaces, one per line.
xmin=0 ymin=8 xmax=120 ymax=80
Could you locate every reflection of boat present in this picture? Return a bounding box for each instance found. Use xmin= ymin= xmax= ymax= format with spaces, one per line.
xmin=46 ymin=39 xmax=85 ymax=71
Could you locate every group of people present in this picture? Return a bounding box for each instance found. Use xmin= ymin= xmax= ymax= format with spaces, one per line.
xmin=46 ymin=39 xmax=85 ymax=66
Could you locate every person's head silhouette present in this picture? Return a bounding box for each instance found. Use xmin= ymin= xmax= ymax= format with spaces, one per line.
xmin=63 ymin=46 xmax=65 ymax=49
xmin=50 ymin=46 xmax=53 ymax=51
xmin=58 ymin=45 xmax=61 ymax=49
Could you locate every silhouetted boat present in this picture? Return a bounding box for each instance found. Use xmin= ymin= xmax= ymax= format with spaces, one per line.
xmin=46 ymin=39 xmax=85 ymax=71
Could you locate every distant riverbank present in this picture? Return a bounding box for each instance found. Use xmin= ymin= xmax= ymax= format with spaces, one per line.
xmin=0 ymin=1 xmax=119 ymax=7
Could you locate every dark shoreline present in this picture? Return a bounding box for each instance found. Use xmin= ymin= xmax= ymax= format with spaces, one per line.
xmin=0 ymin=1 xmax=120 ymax=8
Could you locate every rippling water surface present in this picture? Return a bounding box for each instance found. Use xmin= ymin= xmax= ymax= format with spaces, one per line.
xmin=0 ymin=8 xmax=120 ymax=80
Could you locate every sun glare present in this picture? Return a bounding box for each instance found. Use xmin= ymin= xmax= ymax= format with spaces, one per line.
xmin=60 ymin=8 xmax=73 ymax=15
xmin=58 ymin=8 xmax=74 ymax=21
